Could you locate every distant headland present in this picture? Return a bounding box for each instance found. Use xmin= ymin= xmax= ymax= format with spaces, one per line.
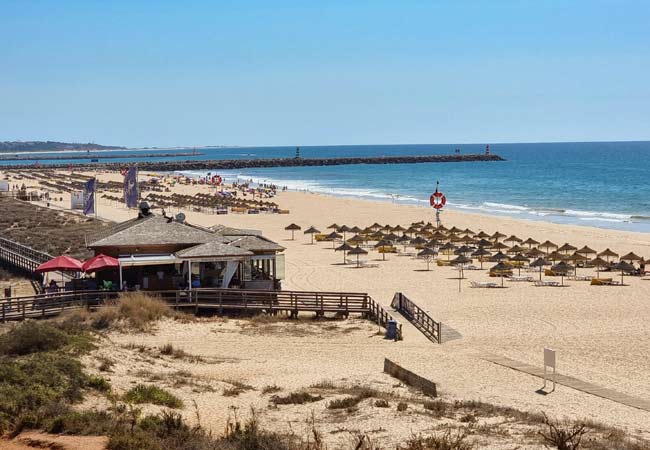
xmin=0 ymin=141 xmax=126 ymax=152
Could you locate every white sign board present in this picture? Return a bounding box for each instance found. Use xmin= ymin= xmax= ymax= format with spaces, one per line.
xmin=0 ymin=180 xmax=8 ymax=192
xmin=543 ymin=347 xmax=556 ymax=392
xmin=70 ymin=191 xmax=85 ymax=210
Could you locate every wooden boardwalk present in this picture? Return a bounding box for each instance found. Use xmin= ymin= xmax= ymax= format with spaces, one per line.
xmin=481 ymin=354 xmax=650 ymax=413
xmin=0 ymin=288 xmax=402 ymax=339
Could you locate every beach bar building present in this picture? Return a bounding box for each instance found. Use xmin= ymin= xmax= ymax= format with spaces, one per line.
xmin=85 ymin=204 xmax=285 ymax=291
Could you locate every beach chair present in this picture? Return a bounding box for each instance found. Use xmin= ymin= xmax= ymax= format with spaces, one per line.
xmin=508 ymin=275 xmax=533 ymax=282
xmin=437 ymin=259 xmax=452 ymax=266
xmin=534 ymin=280 xmax=561 ymax=287
xmin=470 ymin=281 xmax=499 ymax=288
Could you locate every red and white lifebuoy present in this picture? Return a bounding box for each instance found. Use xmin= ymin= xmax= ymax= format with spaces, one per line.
xmin=211 ymin=175 xmax=223 ymax=185
xmin=430 ymin=190 xmax=446 ymax=209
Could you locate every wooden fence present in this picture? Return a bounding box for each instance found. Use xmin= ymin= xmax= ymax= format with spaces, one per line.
xmin=384 ymin=358 xmax=437 ymax=397
xmin=391 ymin=292 xmax=441 ymax=344
xmin=0 ymin=288 xmax=402 ymax=338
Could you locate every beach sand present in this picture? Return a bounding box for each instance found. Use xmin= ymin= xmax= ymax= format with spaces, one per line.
xmin=4 ymin=169 xmax=650 ymax=440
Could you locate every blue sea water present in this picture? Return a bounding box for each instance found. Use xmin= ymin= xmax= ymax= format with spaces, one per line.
xmin=4 ymin=141 xmax=650 ymax=232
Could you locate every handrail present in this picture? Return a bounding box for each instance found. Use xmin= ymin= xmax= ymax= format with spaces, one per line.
xmin=391 ymin=292 xmax=441 ymax=344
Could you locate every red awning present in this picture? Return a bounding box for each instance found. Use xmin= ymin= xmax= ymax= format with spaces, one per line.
xmin=35 ymin=255 xmax=84 ymax=273
xmin=82 ymin=254 xmax=119 ymax=273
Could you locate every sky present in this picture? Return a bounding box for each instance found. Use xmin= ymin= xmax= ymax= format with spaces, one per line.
xmin=1 ymin=0 xmax=649 ymax=148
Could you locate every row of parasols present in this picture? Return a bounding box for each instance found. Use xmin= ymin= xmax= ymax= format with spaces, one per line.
xmin=285 ymin=221 xmax=644 ymax=283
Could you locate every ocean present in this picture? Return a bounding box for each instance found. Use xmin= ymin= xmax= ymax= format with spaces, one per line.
xmin=3 ymin=141 xmax=650 ymax=232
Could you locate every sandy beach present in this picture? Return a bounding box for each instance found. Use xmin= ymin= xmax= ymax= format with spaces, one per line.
xmin=4 ymin=169 xmax=650 ymax=441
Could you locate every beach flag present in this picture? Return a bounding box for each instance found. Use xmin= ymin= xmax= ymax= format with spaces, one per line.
xmin=83 ymin=178 xmax=96 ymax=215
xmin=123 ymin=165 xmax=139 ymax=208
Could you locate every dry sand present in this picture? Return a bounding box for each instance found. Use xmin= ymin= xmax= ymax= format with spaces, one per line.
xmin=4 ymin=169 xmax=650 ymax=441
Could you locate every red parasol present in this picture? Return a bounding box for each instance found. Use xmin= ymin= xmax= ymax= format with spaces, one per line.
xmin=35 ymin=255 xmax=84 ymax=273
xmin=82 ymin=254 xmax=119 ymax=273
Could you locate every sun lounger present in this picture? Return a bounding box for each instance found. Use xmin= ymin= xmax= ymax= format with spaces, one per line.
xmin=534 ymin=280 xmax=561 ymax=287
xmin=437 ymin=260 xmax=452 ymax=266
xmin=470 ymin=281 xmax=500 ymax=288
xmin=568 ymin=275 xmax=592 ymax=281
xmin=590 ymin=278 xmax=619 ymax=286
xmin=464 ymin=265 xmax=481 ymax=270
xmin=359 ymin=262 xmax=379 ymax=268
xmin=508 ymin=275 xmax=534 ymax=282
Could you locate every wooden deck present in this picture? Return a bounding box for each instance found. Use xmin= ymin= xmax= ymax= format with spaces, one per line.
xmin=0 ymin=288 xmax=402 ymax=339
xmin=481 ymin=353 xmax=650 ymax=413
xmin=0 ymin=236 xmax=52 ymax=274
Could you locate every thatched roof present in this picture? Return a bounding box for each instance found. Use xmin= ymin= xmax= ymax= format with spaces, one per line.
xmin=211 ymin=224 xmax=262 ymax=236
xmin=176 ymin=241 xmax=253 ymax=258
xmin=227 ymin=235 xmax=285 ymax=252
xmin=88 ymin=215 xmax=215 ymax=247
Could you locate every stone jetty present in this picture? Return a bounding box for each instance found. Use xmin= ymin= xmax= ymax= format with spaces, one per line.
xmin=1 ymin=153 xmax=503 ymax=171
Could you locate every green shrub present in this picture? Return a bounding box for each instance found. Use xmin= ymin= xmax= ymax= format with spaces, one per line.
xmin=47 ymin=410 xmax=115 ymax=435
xmin=374 ymin=399 xmax=389 ymax=408
xmin=0 ymin=321 xmax=69 ymax=355
xmin=397 ymin=402 xmax=408 ymax=412
xmin=124 ymin=384 xmax=183 ymax=409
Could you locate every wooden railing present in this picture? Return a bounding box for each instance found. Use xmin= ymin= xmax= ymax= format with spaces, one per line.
xmin=391 ymin=292 xmax=441 ymax=344
xmin=0 ymin=288 xmax=403 ymax=339
xmin=0 ymin=236 xmax=52 ymax=273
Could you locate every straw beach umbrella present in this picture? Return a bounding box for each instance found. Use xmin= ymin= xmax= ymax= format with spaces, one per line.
xmin=505 ymin=235 xmax=523 ymax=246
xmin=471 ymin=247 xmax=491 ymax=269
xmin=576 ymin=246 xmax=597 ymax=257
xmin=490 ymin=262 xmax=511 ymax=287
xmin=589 ymin=256 xmax=610 ymax=277
xmin=451 ymin=255 xmax=472 ymax=291
xmin=492 ymin=242 xmax=509 ymax=252
xmin=325 ymin=231 xmax=342 ymax=249
xmin=285 ymin=223 xmax=301 ymax=240
xmin=611 ymin=261 xmax=635 ymax=285
xmin=539 ymin=240 xmax=558 ymax=254
xmin=349 ymin=226 xmax=363 ymax=234
xmin=551 ymin=261 xmax=574 ymax=286
xmin=526 ymin=248 xmax=545 ymax=259
xmin=347 ymin=234 xmax=365 ymax=245
xmin=530 ymin=257 xmax=551 ymax=280
xmin=620 ymin=252 xmax=642 ymax=263
xmin=510 ymin=254 xmax=530 ymax=275
xmin=491 ymin=231 xmax=507 ymax=242
xmin=335 ymin=242 xmax=354 ymax=264
xmin=523 ymin=237 xmax=540 ymax=248
xmin=337 ymin=225 xmax=351 ymax=240
xmin=476 ymin=231 xmax=490 ymax=239
xmin=558 ymin=243 xmax=577 ymax=255
xmin=327 ymin=223 xmax=339 ymax=230
xmin=375 ymin=239 xmax=392 ymax=261
xmin=439 ymin=242 xmax=457 ymax=260
xmin=348 ymin=246 xmax=368 ymax=268
xmin=417 ymin=247 xmax=437 ymax=271
xmin=490 ymin=251 xmax=510 ymax=262
xmin=410 ymin=236 xmax=428 ymax=248
xmin=303 ymin=226 xmax=320 ymax=245
xmin=476 ymin=238 xmax=493 ymax=248
xmin=598 ymin=248 xmax=618 ymax=262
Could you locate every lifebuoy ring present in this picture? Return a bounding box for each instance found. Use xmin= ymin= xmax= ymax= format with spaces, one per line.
xmin=430 ymin=191 xmax=446 ymax=209
xmin=211 ymin=175 xmax=223 ymax=185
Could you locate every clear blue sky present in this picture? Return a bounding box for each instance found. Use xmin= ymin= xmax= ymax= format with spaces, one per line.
xmin=1 ymin=0 xmax=649 ymax=147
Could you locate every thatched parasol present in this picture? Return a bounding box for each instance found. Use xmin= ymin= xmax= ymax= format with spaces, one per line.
xmin=476 ymin=238 xmax=493 ymax=248
xmin=588 ymin=256 xmax=610 ymax=277
xmin=526 ymin=248 xmax=545 ymax=258
xmin=490 ymin=251 xmax=510 ymax=262
xmin=507 ymin=244 xmax=527 ymax=254
xmin=335 ymin=242 xmax=354 ymax=263
xmin=348 ymin=246 xmax=368 ymax=268
xmin=303 ymin=226 xmax=320 ymax=245
xmin=620 ymin=252 xmax=642 ymax=262
xmin=530 ymin=257 xmax=551 ymax=280
xmin=451 ymin=254 xmax=472 ymax=290
xmin=472 ymin=247 xmax=491 ymax=269
xmin=285 ymin=223 xmax=301 ymax=240
xmin=417 ymin=247 xmax=437 ymax=271
xmin=327 ymin=223 xmax=339 ymax=230
xmin=492 ymin=242 xmax=509 ymax=251
xmin=439 ymin=242 xmax=457 ymax=260
xmin=510 ymin=253 xmax=530 ymax=275
xmin=410 ymin=236 xmax=428 ymax=247
xmin=454 ymin=245 xmax=475 ymax=256
xmin=375 ymin=239 xmax=393 ymax=261
xmin=337 ymin=225 xmax=351 ymax=240
xmin=557 ymin=243 xmax=577 ymax=255
xmin=491 ymin=231 xmax=507 ymax=242
xmin=325 ymin=231 xmax=343 ymax=249
xmin=463 ymin=228 xmax=475 ymax=236
xmin=598 ymin=248 xmax=618 ymax=262
xmin=490 ymin=262 xmax=511 ymax=287
xmin=475 ymin=231 xmax=490 ymax=239
xmin=392 ymin=225 xmax=406 ymax=234
xmin=504 ymin=235 xmax=523 ymax=245
xmin=522 ymin=237 xmax=540 ymax=248
xmin=551 ymin=261 xmax=574 ymax=286
xmin=347 ymin=234 xmax=365 ymax=245
xmin=539 ymin=240 xmax=558 ymax=254
xmin=576 ymin=245 xmax=597 ymax=257
xmin=611 ymin=261 xmax=635 ymax=285
xmin=349 ymin=226 xmax=363 ymax=234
